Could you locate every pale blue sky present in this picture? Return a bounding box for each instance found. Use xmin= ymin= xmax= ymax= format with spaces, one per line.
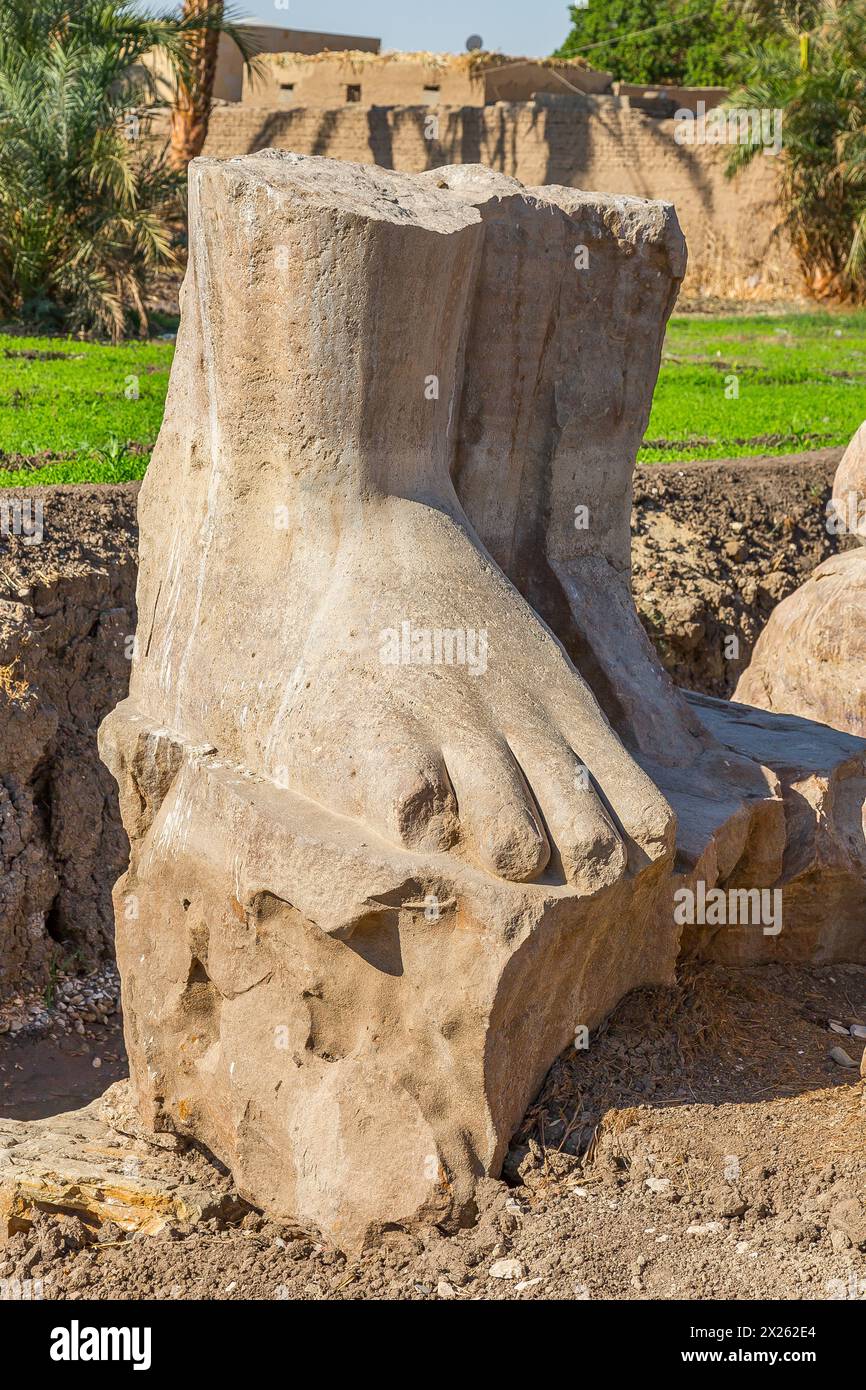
xmin=224 ymin=1 xmax=573 ymax=57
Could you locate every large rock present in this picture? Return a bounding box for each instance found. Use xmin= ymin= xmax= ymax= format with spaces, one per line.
xmin=98 ymin=153 xmax=866 ymax=1250
xmin=830 ymin=419 xmax=866 ymax=543
xmin=0 ymin=1082 xmax=244 ymax=1240
xmin=734 ymin=550 xmax=866 ymax=735
xmin=100 ymin=153 xmax=684 ymax=1250
xmin=682 ymin=693 xmax=866 ymax=964
xmin=735 ymin=421 xmax=866 ymax=735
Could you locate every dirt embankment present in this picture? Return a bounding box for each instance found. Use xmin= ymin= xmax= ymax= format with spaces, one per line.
xmin=632 ymin=449 xmax=847 ymax=696
xmin=0 ymin=485 xmax=138 ymax=993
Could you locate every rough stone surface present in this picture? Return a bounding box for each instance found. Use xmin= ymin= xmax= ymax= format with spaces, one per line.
xmin=683 ymin=693 xmax=866 ymax=965
xmin=831 ymin=419 xmax=866 ymax=542
xmin=0 ymin=486 xmax=137 ymax=995
xmin=736 ymin=423 xmax=866 ymax=735
xmin=96 ymin=155 xmax=866 ymax=1248
xmin=99 ymin=153 xmax=692 ymax=1250
xmin=0 ymin=1081 xmax=244 ymax=1240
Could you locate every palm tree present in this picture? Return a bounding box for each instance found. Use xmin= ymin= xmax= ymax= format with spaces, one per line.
xmin=0 ymin=1 xmax=189 ymax=339
xmin=169 ymin=1 xmax=260 ymax=170
xmin=0 ymin=0 xmax=257 ymax=337
xmin=725 ymin=0 xmax=866 ymax=299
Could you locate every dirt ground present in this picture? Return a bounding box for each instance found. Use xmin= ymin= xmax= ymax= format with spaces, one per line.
xmin=1 ymin=962 xmax=863 ymax=1301
xmin=631 ymin=448 xmax=847 ymax=695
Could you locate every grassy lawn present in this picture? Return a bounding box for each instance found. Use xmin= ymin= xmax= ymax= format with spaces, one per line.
xmin=0 ymin=333 xmax=172 ymax=487
xmin=640 ymin=309 xmax=866 ymax=463
xmin=1 ymin=309 xmax=865 ymax=486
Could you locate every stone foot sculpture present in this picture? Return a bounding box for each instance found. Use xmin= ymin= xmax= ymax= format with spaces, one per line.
xmin=99 ymin=153 xmax=866 ymax=1249
xmin=121 ymin=153 xmax=671 ymax=888
xmin=100 ymin=153 xmax=680 ymax=1250
xmin=736 ymin=421 xmax=866 ymax=736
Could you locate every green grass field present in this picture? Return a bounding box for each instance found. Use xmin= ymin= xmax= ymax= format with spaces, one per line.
xmin=640 ymin=309 xmax=866 ymax=463
xmin=0 ymin=333 xmax=171 ymax=487
xmin=1 ymin=309 xmax=865 ymax=487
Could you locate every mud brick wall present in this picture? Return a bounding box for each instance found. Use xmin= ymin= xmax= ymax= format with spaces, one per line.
xmin=147 ymin=100 xmax=796 ymax=297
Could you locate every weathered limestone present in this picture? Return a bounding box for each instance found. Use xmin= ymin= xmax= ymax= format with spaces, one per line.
xmin=0 ymin=1082 xmax=244 ymax=1240
xmin=736 ymin=422 xmax=866 ymax=735
xmin=831 ymin=419 xmax=866 ymax=543
xmin=98 ymin=152 xmax=866 ymax=1249
xmin=682 ymin=693 xmax=866 ymax=964
xmin=100 ymin=153 xmax=683 ymax=1250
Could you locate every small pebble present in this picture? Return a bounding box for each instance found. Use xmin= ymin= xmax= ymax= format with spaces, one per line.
xmin=829 ymin=1046 xmax=857 ymax=1068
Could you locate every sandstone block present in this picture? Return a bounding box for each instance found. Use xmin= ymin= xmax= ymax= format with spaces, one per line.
xmin=101 ymin=153 xmax=682 ymax=1250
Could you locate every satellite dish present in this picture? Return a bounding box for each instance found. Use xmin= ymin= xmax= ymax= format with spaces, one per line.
xmin=466 ymin=34 xmax=483 ymax=51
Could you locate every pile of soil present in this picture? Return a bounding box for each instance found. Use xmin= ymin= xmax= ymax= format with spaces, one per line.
xmin=632 ymin=449 xmax=848 ymax=696
xmin=0 ymin=484 xmax=138 ymax=989
xmin=1 ymin=962 xmax=863 ymax=1300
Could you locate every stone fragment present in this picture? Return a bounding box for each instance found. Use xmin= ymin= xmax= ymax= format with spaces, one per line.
xmin=735 ymin=420 xmax=866 ymax=736
xmin=735 ymin=550 xmax=866 ymax=735
xmin=100 ymin=153 xmax=681 ymax=1251
xmin=828 ymin=1196 xmax=866 ymax=1247
xmin=0 ymin=1083 xmax=244 ymax=1241
xmin=829 ymin=1047 xmax=858 ymax=1068
xmin=680 ymin=693 xmax=866 ymax=964
xmin=830 ymin=419 xmax=866 ymax=543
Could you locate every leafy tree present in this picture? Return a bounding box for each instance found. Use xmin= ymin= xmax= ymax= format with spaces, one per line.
xmin=0 ymin=1 xmax=256 ymax=337
xmin=726 ymin=0 xmax=866 ymax=299
xmin=555 ymin=0 xmax=762 ymax=87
